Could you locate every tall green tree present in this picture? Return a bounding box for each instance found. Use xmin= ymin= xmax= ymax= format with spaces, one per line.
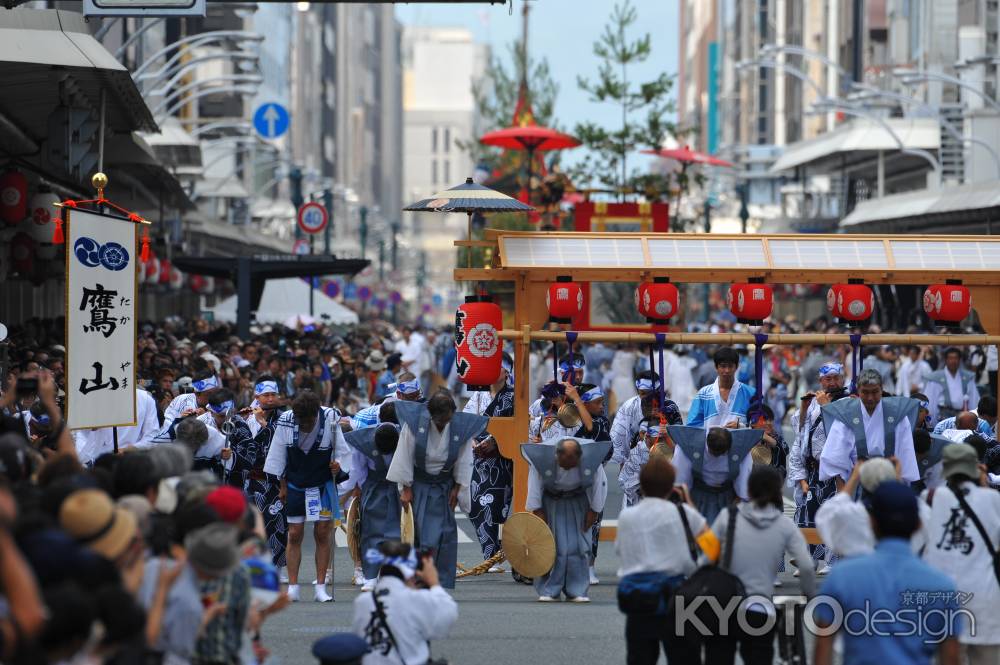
xmin=457 ymin=39 xmax=560 ymax=169
xmin=573 ymin=0 xmax=676 ymax=198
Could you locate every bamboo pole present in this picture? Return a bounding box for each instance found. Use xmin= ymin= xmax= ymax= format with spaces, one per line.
xmin=497 ymin=330 xmax=1000 ymax=346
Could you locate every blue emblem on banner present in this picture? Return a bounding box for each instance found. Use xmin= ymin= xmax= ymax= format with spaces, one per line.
xmin=74 ymin=237 xmax=101 ymax=267
xmin=99 ymin=242 xmax=129 ymax=271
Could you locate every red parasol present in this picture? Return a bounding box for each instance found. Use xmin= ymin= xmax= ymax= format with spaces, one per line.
xmin=641 ymin=145 xmax=735 ymax=168
xmin=480 ymin=125 xmax=580 ymax=152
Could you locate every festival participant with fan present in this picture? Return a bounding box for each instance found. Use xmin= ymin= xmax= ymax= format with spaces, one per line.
xmin=344 ymin=420 xmax=403 ymax=591
xmin=610 ymin=371 xmax=681 ymax=468
xmin=387 ymin=391 xmax=488 ymax=589
xmin=463 ymin=354 xmax=514 ymax=569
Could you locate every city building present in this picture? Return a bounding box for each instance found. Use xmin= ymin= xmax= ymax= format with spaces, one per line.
xmin=401 ymin=25 xmax=488 ymax=311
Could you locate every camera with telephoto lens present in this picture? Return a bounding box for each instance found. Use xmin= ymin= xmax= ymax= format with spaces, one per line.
xmin=15 ymin=377 xmax=38 ymax=398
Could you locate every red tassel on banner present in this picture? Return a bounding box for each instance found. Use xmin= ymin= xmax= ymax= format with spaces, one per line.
xmin=141 ymin=229 xmax=150 ymax=262
xmin=52 ymin=217 xmax=64 ymax=244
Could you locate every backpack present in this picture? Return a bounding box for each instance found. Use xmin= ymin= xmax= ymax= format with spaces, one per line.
xmin=669 ymin=504 xmax=746 ymax=634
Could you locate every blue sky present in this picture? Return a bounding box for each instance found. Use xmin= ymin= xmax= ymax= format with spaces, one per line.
xmin=395 ymin=0 xmax=679 ymax=174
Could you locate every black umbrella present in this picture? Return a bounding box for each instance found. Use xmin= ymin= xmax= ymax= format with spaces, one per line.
xmin=404 ymin=177 xmax=535 ymax=267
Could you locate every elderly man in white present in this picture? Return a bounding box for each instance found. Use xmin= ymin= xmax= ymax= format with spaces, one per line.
xmin=819 ymin=369 xmax=920 ymax=487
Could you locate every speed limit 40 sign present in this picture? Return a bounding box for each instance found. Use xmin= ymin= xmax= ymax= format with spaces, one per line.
xmin=297 ymin=202 xmax=328 ymax=235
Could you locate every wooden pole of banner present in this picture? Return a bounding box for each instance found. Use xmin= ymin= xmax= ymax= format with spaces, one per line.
xmin=112 ymin=427 xmax=119 ymax=455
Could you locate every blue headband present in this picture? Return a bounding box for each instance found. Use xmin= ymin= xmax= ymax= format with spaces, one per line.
xmin=30 ymin=412 xmax=50 ymax=426
xmin=192 ymin=376 xmax=219 ymax=392
xmin=580 ymin=387 xmax=603 ymax=402
xmin=917 ymin=400 xmax=930 ymax=411
xmin=502 ymin=358 xmax=514 ymax=373
xmin=364 ymin=547 xmax=417 ymax=577
xmin=819 ymin=363 xmax=843 ymax=377
xmin=635 ymin=377 xmax=661 ymax=392
xmin=390 ymin=379 xmax=420 ymax=395
xmin=255 ymin=381 xmax=279 ymax=396
xmin=641 ymin=423 xmax=660 ymax=438
xmin=207 ymin=400 xmax=234 ymax=414
xmin=558 ymin=359 xmax=585 ymax=373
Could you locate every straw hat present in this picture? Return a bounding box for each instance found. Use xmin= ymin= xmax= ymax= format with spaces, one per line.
xmin=345 ymin=495 xmax=362 ymax=565
xmin=59 ymin=489 xmax=138 ymax=560
xmin=501 ymin=512 xmax=555 ymax=578
xmin=400 ymin=504 xmax=415 ymax=545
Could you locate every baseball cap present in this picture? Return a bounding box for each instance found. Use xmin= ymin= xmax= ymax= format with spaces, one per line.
xmin=942 ymin=443 xmax=980 ymax=481
xmin=870 ymin=481 xmax=919 ymax=537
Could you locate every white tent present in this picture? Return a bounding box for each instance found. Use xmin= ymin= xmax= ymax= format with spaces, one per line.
xmin=209 ymin=278 xmax=359 ymax=326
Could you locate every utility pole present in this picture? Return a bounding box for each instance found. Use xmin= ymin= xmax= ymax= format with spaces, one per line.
xmin=851 ymin=0 xmax=863 ymax=83
xmin=378 ymin=237 xmax=386 ymax=281
xmin=289 ymin=167 xmax=303 ymax=240
xmin=703 ymin=201 xmax=712 ymax=322
xmin=322 ymin=187 xmax=333 ymax=254
xmin=359 ymin=205 xmax=368 ymax=259
xmin=738 ymin=183 xmax=750 ymax=235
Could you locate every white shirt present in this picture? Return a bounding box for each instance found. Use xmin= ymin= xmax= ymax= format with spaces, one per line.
xmin=815 ymin=492 xmax=930 ymax=558
xmin=922 ymin=481 xmax=1000 ymax=644
xmin=787 ymin=398 xmax=827 ymax=485
xmin=352 ymin=576 xmax=458 ymax=665
xmin=818 ymin=402 xmax=918 ymax=483
xmin=262 ymin=409 xmax=352 ymax=479
xmin=615 ymin=498 xmax=706 ymax=577
xmin=946 ymin=369 xmax=967 ymax=409
xmin=163 ymin=392 xmax=198 ymax=425
xmin=897 ymin=358 xmax=931 ymax=396
xmin=386 ymin=423 xmax=474 ymax=489
xmin=525 ymin=460 xmax=607 ymax=513
xmin=610 ymin=395 xmax=644 ymax=465
xmin=193 ymin=412 xmax=227 ymax=461
xmin=672 ymin=440 xmax=753 ymax=500
xmin=74 ymin=389 xmax=162 ymax=464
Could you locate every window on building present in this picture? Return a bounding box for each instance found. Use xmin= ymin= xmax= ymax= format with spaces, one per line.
xmin=443 ymin=159 xmax=450 ymax=183
xmin=443 ymin=127 xmax=450 ymax=153
xmin=431 ymin=160 xmax=438 ymax=185
xmin=431 ymin=127 xmax=438 ymax=153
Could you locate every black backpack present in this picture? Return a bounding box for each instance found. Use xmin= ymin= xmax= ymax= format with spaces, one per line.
xmin=669 ymin=504 xmax=746 ymax=636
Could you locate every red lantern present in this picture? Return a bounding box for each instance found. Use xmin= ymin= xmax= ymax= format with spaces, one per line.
xmin=158 ymin=258 xmax=172 ymax=284
xmin=144 ymin=253 xmax=159 ymax=282
xmin=10 ymin=232 xmax=34 ymax=274
xmin=454 ymin=295 xmax=502 ymax=390
xmin=635 ymin=277 xmax=679 ymax=323
xmin=170 ymin=267 xmax=184 ymax=290
xmin=546 ymin=275 xmax=583 ymax=324
xmin=190 ymin=274 xmax=206 ymax=293
xmin=829 ymin=282 xmax=873 ymax=321
xmin=924 ymin=282 xmax=971 ymax=324
xmin=0 ymin=170 xmax=27 ymax=226
xmin=727 ymin=280 xmax=773 ymax=325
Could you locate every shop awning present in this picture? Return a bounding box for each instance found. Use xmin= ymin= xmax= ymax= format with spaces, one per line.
xmin=0 ymin=9 xmax=157 ymax=136
xmin=840 ymin=180 xmax=1000 ymax=233
xmin=770 ymin=117 xmax=939 ymax=174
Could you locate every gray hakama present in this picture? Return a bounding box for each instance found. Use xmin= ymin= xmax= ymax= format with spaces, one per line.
xmin=522 ymin=439 xmax=610 ymax=600
xmin=668 ymin=426 xmax=761 ymax=525
xmin=393 ymin=401 xmax=488 ymax=589
xmin=345 ymin=427 xmax=402 ymax=580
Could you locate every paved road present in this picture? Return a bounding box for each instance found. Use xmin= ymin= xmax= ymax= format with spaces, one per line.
xmin=259 ymin=466 xmax=812 ymax=664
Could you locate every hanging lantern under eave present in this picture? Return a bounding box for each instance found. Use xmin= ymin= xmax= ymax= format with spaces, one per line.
xmin=830 ymin=282 xmax=874 ymax=322
xmin=727 ymin=280 xmax=773 ymax=325
xmin=454 ymin=295 xmax=503 ymax=390
xmin=635 ymin=277 xmax=679 ymax=323
xmin=0 ymin=170 xmax=27 ymax=226
xmin=10 ymin=232 xmax=34 ymax=275
xmin=924 ymin=282 xmax=972 ymax=325
xmin=158 ymin=258 xmax=172 ymax=285
xmin=546 ymin=275 xmax=583 ymax=324
xmin=169 ymin=267 xmax=184 ymax=290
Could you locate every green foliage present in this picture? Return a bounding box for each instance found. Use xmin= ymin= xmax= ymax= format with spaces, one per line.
xmin=572 ymin=0 xmax=677 ymax=197
xmin=456 ymin=39 xmax=560 ymax=169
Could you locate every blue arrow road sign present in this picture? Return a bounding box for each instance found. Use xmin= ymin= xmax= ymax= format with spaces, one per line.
xmin=253 ymin=103 xmax=289 ymax=139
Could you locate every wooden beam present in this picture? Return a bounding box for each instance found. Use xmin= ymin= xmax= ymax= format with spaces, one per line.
xmin=496 ymin=329 xmax=1000 ymax=346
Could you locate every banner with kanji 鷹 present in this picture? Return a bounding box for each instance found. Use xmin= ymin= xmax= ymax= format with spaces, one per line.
xmin=65 ymin=208 xmax=137 ymax=430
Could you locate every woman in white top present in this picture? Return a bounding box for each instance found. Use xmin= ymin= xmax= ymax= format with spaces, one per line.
xmin=615 ymin=455 xmax=708 ymax=665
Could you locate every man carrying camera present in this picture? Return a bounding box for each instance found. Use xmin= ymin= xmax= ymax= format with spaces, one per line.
xmin=787 ymin=361 xmax=848 ymax=571
xmin=352 ymin=541 xmax=458 ymax=665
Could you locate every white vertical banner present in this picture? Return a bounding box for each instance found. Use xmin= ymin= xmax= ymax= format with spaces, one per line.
xmin=65 ymin=208 xmax=137 ymax=430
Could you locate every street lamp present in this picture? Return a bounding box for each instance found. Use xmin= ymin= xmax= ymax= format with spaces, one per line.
xmin=737 ymin=59 xmax=825 ymax=96
xmin=759 ymin=43 xmax=851 ymax=82
xmin=154 ymin=85 xmax=261 ymax=123
xmin=190 ymin=121 xmax=254 ymax=138
xmin=150 ymin=75 xmax=263 ymax=118
xmin=848 ymin=86 xmax=1000 ymax=179
xmin=893 ymin=68 xmax=1000 ymax=114
xmin=132 ymin=31 xmax=265 ymax=81
xmin=808 ymin=97 xmax=942 ymax=180
xmin=138 ymin=50 xmax=260 ymax=93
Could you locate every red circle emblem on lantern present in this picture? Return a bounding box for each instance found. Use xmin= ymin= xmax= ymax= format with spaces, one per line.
xmin=455 ymin=296 xmax=502 ymax=390
xmin=727 ymin=282 xmax=773 ymax=324
xmin=158 ymin=258 xmax=172 ymax=284
xmin=636 ymin=279 xmax=678 ymax=323
xmin=923 ymin=284 xmax=971 ymax=324
xmin=10 ymin=232 xmax=34 ymax=274
xmin=546 ymin=276 xmax=583 ymax=324
xmin=830 ymin=283 xmax=873 ymax=321
xmin=0 ymin=170 xmax=27 ymax=226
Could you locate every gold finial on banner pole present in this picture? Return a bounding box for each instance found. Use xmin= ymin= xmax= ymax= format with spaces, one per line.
xmin=92 ymin=172 xmax=108 ymax=199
